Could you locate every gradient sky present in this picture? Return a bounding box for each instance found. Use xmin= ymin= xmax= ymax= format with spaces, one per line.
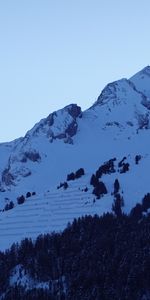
xmin=0 ymin=0 xmax=150 ymax=142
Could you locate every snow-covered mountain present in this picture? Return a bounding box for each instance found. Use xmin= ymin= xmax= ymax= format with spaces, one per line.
xmin=1 ymin=66 xmax=150 ymax=250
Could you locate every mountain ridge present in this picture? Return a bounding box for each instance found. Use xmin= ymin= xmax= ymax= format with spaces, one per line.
xmin=0 ymin=66 xmax=150 ymax=249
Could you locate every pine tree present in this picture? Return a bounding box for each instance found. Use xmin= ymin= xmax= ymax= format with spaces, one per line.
xmin=112 ymin=193 xmax=124 ymax=217
xmin=114 ymin=179 xmax=120 ymax=195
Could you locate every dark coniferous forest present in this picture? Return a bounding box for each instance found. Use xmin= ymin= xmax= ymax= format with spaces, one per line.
xmin=1 ymin=210 xmax=150 ymax=299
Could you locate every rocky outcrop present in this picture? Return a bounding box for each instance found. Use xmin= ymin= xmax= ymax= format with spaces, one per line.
xmin=2 ymin=168 xmax=14 ymax=186
xmin=45 ymin=104 xmax=82 ymax=144
xmin=66 ymin=104 xmax=82 ymax=118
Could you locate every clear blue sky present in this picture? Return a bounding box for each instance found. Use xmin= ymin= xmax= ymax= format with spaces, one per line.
xmin=0 ymin=0 xmax=150 ymax=142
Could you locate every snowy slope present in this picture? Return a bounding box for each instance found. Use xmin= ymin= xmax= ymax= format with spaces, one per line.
xmin=1 ymin=66 xmax=150 ymax=249
xmin=0 ymin=151 xmax=149 ymax=250
xmin=130 ymin=66 xmax=150 ymax=98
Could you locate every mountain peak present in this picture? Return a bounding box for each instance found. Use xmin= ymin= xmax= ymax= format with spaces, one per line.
xmin=93 ymin=78 xmax=127 ymax=107
xmin=91 ymin=66 xmax=150 ymax=110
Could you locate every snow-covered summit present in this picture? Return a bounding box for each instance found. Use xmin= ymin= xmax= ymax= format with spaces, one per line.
xmin=90 ymin=76 xmax=150 ymax=135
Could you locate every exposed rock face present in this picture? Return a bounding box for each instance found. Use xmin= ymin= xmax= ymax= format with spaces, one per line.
xmin=65 ymin=121 xmax=78 ymax=137
xmin=135 ymin=111 xmax=150 ymax=130
xmin=2 ymin=168 xmax=14 ymax=186
xmin=44 ymin=104 xmax=81 ymax=143
xmin=46 ymin=113 xmax=55 ymax=126
xmin=20 ymin=151 xmax=41 ymax=163
xmin=66 ymin=104 xmax=82 ymax=118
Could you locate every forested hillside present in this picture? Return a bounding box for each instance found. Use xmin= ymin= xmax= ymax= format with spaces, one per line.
xmin=1 ymin=208 xmax=150 ymax=300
